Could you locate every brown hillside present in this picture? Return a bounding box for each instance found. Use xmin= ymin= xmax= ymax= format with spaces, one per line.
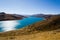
xmin=0 ymin=16 xmax=60 ymax=36
xmin=0 ymin=12 xmax=26 ymax=21
xmin=0 ymin=16 xmax=60 ymax=40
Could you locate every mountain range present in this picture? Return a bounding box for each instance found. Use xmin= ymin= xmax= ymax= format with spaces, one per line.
xmin=0 ymin=12 xmax=60 ymax=21
xmin=0 ymin=12 xmax=26 ymax=21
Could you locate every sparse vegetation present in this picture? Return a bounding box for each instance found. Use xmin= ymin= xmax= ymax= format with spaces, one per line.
xmin=0 ymin=16 xmax=60 ymax=40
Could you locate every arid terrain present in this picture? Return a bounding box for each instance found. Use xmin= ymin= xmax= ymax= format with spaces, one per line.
xmin=0 ymin=15 xmax=60 ymax=40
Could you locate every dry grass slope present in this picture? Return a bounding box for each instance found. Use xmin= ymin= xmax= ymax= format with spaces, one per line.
xmin=0 ymin=16 xmax=60 ymax=40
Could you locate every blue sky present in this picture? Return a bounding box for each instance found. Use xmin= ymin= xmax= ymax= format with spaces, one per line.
xmin=0 ymin=0 xmax=60 ymax=15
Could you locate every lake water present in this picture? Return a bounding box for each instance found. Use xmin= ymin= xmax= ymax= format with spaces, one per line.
xmin=0 ymin=17 xmax=44 ymax=32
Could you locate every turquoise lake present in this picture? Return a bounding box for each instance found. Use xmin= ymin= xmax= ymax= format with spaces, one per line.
xmin=0 ymin=17 xmax=44 ymax=32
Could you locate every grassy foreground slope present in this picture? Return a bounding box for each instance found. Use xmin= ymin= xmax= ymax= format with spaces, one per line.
xmin=0 ymin=16 xmax=60 ymax=40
